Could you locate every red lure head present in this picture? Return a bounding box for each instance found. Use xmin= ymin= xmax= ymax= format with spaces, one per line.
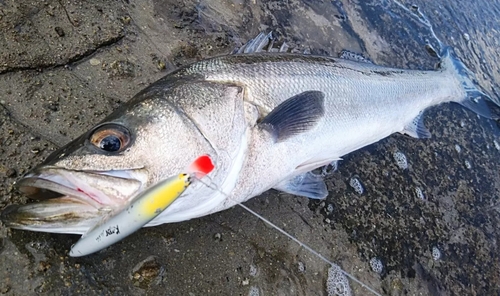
xmin=187 ymin=155 xmax=214 ymax=178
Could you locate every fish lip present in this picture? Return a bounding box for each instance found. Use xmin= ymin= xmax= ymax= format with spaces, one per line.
xmin=15 ymin=167 xmax=146 ymax=207
xmin=16 ymin=170 xmax=106 ymax=208
xmin=1 ymin=167 xmax=148 ymax=234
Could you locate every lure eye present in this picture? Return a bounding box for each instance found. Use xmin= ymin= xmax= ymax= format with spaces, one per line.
xmin=89 ymin=124 xmax=131 ymax=153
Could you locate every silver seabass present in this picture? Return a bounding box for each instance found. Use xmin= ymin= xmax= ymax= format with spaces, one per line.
xmin=1 ymin=46 xmax=497 ymax=234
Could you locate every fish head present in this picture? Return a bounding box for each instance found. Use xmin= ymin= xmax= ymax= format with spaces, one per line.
xmin=2 ymin=79 xmax=249 ymax=234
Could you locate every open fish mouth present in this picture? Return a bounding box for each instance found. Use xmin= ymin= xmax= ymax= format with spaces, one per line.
xmin=1 ymin=167 xmax=149 ymax=234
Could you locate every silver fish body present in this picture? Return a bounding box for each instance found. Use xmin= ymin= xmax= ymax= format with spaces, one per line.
xmin=1 ymin=49 xmax=495 ymax=234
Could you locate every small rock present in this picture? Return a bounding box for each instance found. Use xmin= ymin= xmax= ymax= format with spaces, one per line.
xmin=249 ymin=264 xmax=258 ymax=277
xmin=38 ymin=261 xmax=51 ymax=272
xmin=326 ymin=264 xmax=351 ymax=296
xmin=46 ymin=102 xmax=58 ymax=111
xmin=214 ymin=233 xmax=222 ymax=241
xmin=120 ymin=15 xmax=131 ymax=25
xmin=415 ymin=187 xmax=425 ymax=200
xmin=391 ymin=278 xmax=404 ymax=292
xmin=369 ymin=257 xmax=383 ymax=274
xmin=157 ymin=60 xmax=166 ymax=70
xmin=89 ymin=58 xmax=101 ymax=66
xmin=297 ymin=261 xmax=305 ymax=272
xmin=5 ymin=168 xmax=16 ymax=178
xmin=248 ymin=286 xmax=260 ymax=296
xmin=393 ymin=151 xmax=408 ymax=170
xmin=494 ymin=140 xmax=500 ymax=151
xmin=349 ymin=177 xmax=364 ymax=195
xmin=432 ymin=246 xmax=441 ymax=261
xmin=0 ymin=281 xmax=11 ymax=294
xmin=130 ymin=256 xmax=161 ymax=288
xmin=54 ymin=26 xmax=65 ymax=37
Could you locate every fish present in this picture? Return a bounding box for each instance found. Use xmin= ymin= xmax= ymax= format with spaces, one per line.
xmin=1 ymin=37 xmax=498 ymax=237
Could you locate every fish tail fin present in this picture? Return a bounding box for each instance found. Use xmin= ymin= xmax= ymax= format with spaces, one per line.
xmin=440 ymin=47 xmax=500 ymax=119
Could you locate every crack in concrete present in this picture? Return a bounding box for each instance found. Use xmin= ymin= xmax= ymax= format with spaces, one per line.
xmin=57 ymin=0 xmax=80 ymax=28
xmin=0 ymin=34 xmax=125 ymax=75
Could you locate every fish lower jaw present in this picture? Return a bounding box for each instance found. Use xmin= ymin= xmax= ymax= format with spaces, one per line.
xmin=0 ymin=196 xmax=105 ymax=234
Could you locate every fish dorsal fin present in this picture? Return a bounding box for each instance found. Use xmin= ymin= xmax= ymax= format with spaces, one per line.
xmin=339 ymin=50 xmax=373 ymax=63
xmin=274 ymin=172 xmax=328 ymax=200
xmin=233 ymin=32 xmax=310 ymax=54
xmin=401 ymin=111 xmax=431 ymax=138
xmin=234 ymin=32 xmax=274 ymax=54
xmin=260 ymin=91 xmax=325 ymax=142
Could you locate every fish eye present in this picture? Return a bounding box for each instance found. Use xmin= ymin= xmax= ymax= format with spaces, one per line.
xmin=89 ymin=124 xmax=131 ymax=153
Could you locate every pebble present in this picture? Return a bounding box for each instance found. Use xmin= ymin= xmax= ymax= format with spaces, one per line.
xmin=89 ymin=58 xmax=101 ymax=66
xmin=54 ymin=26 xmax=65 ymax=37
xmin=415 ymin=187 xmax=425 ymax=200
xmin=297 ymin=261 xmax=305 ymax=272
xmin=130 ymin=256 xmax=161 ymax=288
xmin=249 ymin=264 xmax=258 ymax=277
xmin=393 ymin=151 xmax=408 ymax=170
xmin=326 ymin=264 xmax=351 ymax=296
xmin=248 ymin=286 xmax=260 ymax=296
xmin=494 ymin=140 xmax=500 ymax=151
xmin=432 ymin=246 xmax=441 ymax=261
xmin=5 ymin=168 xmax=17 ymax=178
xmin=369 ymin=257 xmax=383 ymax=274
xmin=349 ymin=177 xmax=364 ymax=195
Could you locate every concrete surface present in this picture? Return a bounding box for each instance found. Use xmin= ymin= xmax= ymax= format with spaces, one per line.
xmin=0 ymin=0 xmax=499 ymax=295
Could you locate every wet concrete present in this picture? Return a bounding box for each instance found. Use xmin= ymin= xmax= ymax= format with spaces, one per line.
xmin=0 ymin=0 xmax=499 ymax=295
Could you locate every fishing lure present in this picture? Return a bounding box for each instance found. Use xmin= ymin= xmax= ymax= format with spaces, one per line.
xmin=69 ymin=155 xmax=214 ymax=257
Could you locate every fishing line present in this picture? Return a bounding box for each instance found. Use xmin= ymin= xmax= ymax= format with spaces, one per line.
xmin=192 ymin=176 xmax=382 ymax=296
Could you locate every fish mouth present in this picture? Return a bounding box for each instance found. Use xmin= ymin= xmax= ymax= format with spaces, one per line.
xmin=1 ymin=167 xmax=148 ymax=234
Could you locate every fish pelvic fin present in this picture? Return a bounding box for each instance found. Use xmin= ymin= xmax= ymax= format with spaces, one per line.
xmin=441 ymin=47 xmax=500 ymax=120
xmin=401 ymin=111 xmax=431 ymax=139
xmin=274 ymin=172 xmax=328 ymax=200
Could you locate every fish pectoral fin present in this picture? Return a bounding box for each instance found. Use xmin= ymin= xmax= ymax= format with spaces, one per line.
xmin=401 ymin=111 xmax=431 ymax=139
xmin=274 ymin=172 xmax=328 ymax=200
xmin=260 ymin=91 xmax=325 ymax=142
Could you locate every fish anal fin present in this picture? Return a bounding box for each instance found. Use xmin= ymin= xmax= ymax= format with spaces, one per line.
xmin=260 ymin=91 xmax=325 ymax=142
xmin=274 ymin=172 xmax=328 ymax=200
xmin=401 ymin=111 xmax=431 ymax=139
